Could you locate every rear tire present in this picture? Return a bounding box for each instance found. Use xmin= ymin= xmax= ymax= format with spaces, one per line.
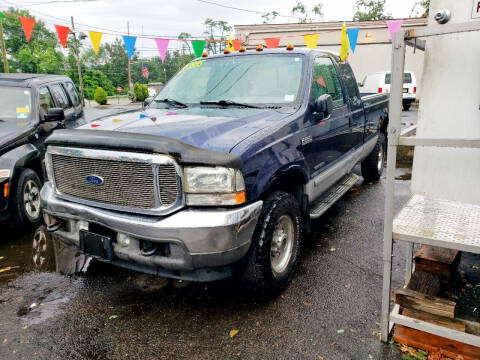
xmin=361 ymin=133 xmax=385 ymax=182
xmin=403 ymin=103 xmax=411 ymax=111
xmin=12 ymin=169 xmax=42 ymax=228
xmin=240 ymin=191 xmax=302 ymax=298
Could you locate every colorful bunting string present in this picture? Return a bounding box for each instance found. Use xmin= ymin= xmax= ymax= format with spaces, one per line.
xmin=54 ymin=25 xmax=70 ymax=48
xmin=122 ymin=35 xmax=137 ymax=59
xmin=346 ymin=28 xmax=359 ymax=53
xmin=303 ymin=34 xmax=319 ymax=49
xmin=155 ymin=38 xmax=169 ymax=63
xmin=89 ymin=31 xmax=103 ymax=55
xmin=191 ymin=40 xmax=205 ymax=58
xmin=19 ymin=17 xmax=35 ymax=42
xmin=231 ymin=39 xmax=242 ymax=51
xmin=264 ymin=37 xmax=280 ymax=48
xmin=0 ymin=13 xmax=3 ymax=21
xmin=227 ymin=36 xmax=235 ymax=52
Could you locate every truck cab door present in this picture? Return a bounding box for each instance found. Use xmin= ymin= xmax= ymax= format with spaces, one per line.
xmin=337 ymin=62 xmax=365 ymax=150
xmin=302 ymin=56 xmax=349 ymax=178
xmin=63 ymin=81 xmax=85 ymax=127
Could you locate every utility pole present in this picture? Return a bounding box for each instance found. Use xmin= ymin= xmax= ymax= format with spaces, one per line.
xmin=0 ymin=20 xmax=9 ymax=73
xmin=71 ymin=16 xmax=85 ymax=105
xmin=127 ymin=21 xmax=132 ymax=91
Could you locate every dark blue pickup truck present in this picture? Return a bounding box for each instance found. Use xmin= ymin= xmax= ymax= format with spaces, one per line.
xmin=40 ymin=48 xmax=388 ymax=295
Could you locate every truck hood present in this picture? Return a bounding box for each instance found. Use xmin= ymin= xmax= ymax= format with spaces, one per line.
xmin=0 ymin=121 xmax=34 ymax=155
xmin=81 ymin=107 xmax=289 ymax=153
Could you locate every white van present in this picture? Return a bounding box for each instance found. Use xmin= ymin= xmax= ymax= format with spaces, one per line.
xmin=359 ymin=71 xmax=417 ymax=110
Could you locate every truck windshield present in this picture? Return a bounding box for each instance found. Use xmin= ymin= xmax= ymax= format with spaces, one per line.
xmin=153 ymin=54 xmax=305 ymax=107
xmin=0 ymin=87 xmax=32 ymax=121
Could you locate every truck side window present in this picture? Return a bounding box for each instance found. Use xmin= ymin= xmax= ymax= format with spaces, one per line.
xmin=338 ymin=63 xmax=360 ymax=104
xmin=50 ymin=83 xmax=71 ymax=109
xmin=38 ymin=86 xmax=54 ymax=118
xmin=63 ymin=82 xmax=80 ymax=107
xmin=311 ymin=57 xmax=345 ymax=108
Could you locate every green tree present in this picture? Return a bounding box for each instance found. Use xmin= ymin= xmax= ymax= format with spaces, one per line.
xmin=411 ymin=0 xmax=430 ymax=17
xmin=291 ymin=2 xmax=324 ymax=23
xmin=0 ymin=7 xmax=65 ymax=73
xmin=202 ymin=19 xmax=232 ymax=54
xmin=261 ymin=11 xmax=279 ymax=24
xmin=353 ymin=0 xmax=392 ymax=21
xmin=133 ymin=82 xmax=148 ymax=101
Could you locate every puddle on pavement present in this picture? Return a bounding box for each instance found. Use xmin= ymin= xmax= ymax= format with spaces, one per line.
xmin=0 ymin=226 xmax=36 ymax=284
xmin=395 ymin=168 xmax=412 ymax=180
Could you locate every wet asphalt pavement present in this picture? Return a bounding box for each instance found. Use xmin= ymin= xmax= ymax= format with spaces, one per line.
xmin=0 ymin=168 xmax=417 ymax=360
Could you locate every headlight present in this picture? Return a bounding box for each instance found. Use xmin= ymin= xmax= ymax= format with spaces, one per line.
xmin=0 ymin=169 xmax=11 ymax=182
xmin=44 ymin=154 xmax=53 ymax=182
xmin=184 ymin=167 xmax=246 ymax=206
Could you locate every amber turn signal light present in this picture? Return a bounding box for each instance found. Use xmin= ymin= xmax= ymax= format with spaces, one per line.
xmin=235 ymin=191 xmax=246 ymax=204
xmin=3 ymin=182 xmax=9 ymax=198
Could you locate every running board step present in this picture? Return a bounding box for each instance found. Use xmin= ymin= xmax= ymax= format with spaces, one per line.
xmin=309 ymin=173 xmax=359 ymax=219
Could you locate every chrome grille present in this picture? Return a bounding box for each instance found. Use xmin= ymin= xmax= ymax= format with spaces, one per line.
xmin=158 ymin=164 xmax=178 ymax=206
xmin=51 ymin=154 xmax=156 ymax=209
xmin=48 ymin=147 xmax=183 ymax=215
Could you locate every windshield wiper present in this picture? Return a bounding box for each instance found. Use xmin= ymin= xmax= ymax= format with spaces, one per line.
xmin=200 ymin=100 xmax=260 ymax=109
xmin=154 ymin=98 xmax=188 ymax=108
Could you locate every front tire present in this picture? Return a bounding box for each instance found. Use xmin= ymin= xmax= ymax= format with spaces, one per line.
xmin=12 ymin=169 xmax=42 ymax=228
xmin=240 ymin=191 xmax=302 ymax=297
xmin=361 ymin=133 xmax=385 ymax=182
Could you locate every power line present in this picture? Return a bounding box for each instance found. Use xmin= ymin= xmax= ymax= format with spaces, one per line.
xmin=196 ymin=0 xmax=305 ymax=21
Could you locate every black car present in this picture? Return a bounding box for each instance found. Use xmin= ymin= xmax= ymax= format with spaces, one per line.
xmin=0 ymin=73 xmax=85 ymax=227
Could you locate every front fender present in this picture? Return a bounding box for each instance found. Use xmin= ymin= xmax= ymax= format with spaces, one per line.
xmin=0 ymin=143 xmax=42 ymax=183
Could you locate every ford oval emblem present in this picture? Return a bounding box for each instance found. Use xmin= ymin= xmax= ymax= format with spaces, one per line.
xmin=85 ymin=175 xmax=103 ymax=185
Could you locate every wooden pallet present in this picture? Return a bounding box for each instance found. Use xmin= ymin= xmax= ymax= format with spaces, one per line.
xmin=393 ymin=325 xmax=480 ymax=360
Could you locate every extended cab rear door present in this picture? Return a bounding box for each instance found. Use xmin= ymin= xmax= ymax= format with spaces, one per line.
xmin=48 ymin=82 xmax=76 ymax=128
xmin=337 ymin=62 xmax=365 ymax=150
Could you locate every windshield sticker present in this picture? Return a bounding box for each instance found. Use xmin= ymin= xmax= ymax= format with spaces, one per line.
xmin=16 ymin=107 xmax=30 ymax=118
xmin=284 ymin=94 xmax=294 ymax=102
xmin=179 ymin=60 xmax=205 ymax=74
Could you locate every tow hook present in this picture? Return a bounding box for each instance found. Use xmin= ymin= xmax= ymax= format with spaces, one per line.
xmin=46 ymin=221 xmax=64 ymax=232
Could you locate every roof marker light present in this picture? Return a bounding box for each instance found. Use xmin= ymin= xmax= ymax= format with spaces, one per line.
xmin=239 ymin=46 xmax=246 ymax=53
xmin=223 ymin=48 xmax=231 ymax=54
xmin=286 ymin=44 xmax=294 ymax=51
xmin=256 ymin=45 xmax=263 ymax=52
xmin=201 ymin=51 xmax=208 ymax=58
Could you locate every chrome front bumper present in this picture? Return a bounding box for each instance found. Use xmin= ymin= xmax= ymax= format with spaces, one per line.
xmin=40 ymin=182 xmax=263 ymax=280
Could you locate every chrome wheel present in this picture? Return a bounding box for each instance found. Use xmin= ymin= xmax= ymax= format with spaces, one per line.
xmin=23 ymin=179 xmax=41 ymax=220
xmin=32 ymin=229 xmax=48 ymax=268
xmin=270 ymin=214 xmax=294 ymax=275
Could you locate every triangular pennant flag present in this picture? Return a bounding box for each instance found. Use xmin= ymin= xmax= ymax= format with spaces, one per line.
xmin=155 ymin=38 xmax=169 ymax=63
xmin=303 ymin=34 xmax=319 ymax=49
xmin=340 ymin=24 xmax=350 ymax=61
xmin=89 ymin=31 xmax=103 ymax=55
xmin=54 ymin=25 xmax=70 ymax=48
xmin=386 ymin=20 xmax=404 ymax=40
xmin=264 ymin=37 xmax=280 ymax=48
xmin=122 ymin=35 xmax=137 ymax=59
xmin=0 ymin=13 xmax=3 ymax=21
xmin=19 ymin=17 xmax=35 ymax=42
xmin=232 ymin=39 xmax=242 ymax=51
xmin=191 ymin=40 xmax=205 ymax=58
xmin=346 ymin=28 xmax=359 ymax=53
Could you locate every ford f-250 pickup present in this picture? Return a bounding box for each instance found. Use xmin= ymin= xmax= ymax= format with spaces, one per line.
xmin=40 ymin=48 xmax=388 ymax=296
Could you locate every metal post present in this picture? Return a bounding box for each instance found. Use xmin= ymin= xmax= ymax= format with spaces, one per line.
xmin=380 ymin=30 xmax=407 ymax=342
xmin=71 ymin=17 xmax=85 ymax=106
xmin=127 ymin=21 xmax=132 ymax=91
xmin=0 ymin=21 xmax=9 ymax=73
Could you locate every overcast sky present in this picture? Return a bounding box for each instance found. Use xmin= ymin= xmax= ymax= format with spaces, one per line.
xmin=2 ymin=0 xmax=421 ymax=56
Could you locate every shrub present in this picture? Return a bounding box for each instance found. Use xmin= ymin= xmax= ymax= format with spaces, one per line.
xmin=94 ymin=86 xmax=108 ymax=105
xmin=133 ymin=82 xmax=149 ymax=102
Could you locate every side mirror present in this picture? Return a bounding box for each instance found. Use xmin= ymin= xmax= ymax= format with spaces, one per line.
xmin=142 ymin=97 xmax=153 ymax=109
xmin=43 ymin=108 xmax=65 ymax=122
xmin=313 ymin=94 xmax=333 ymax=120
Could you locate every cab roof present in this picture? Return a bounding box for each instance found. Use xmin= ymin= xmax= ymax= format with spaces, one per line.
xmin=0 ymin=73 xmax=71 ymax=87
xmin=200 ymin=47 xmax=340 ymax=61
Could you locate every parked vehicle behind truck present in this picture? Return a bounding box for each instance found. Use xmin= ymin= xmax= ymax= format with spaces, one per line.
xmin=41 ymin=49 xmax=388 ymax=295
xmin=0 ymin=74 xmax=85 ymax=228
xmin=359 ymin=71 xmax=416 ymax=110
